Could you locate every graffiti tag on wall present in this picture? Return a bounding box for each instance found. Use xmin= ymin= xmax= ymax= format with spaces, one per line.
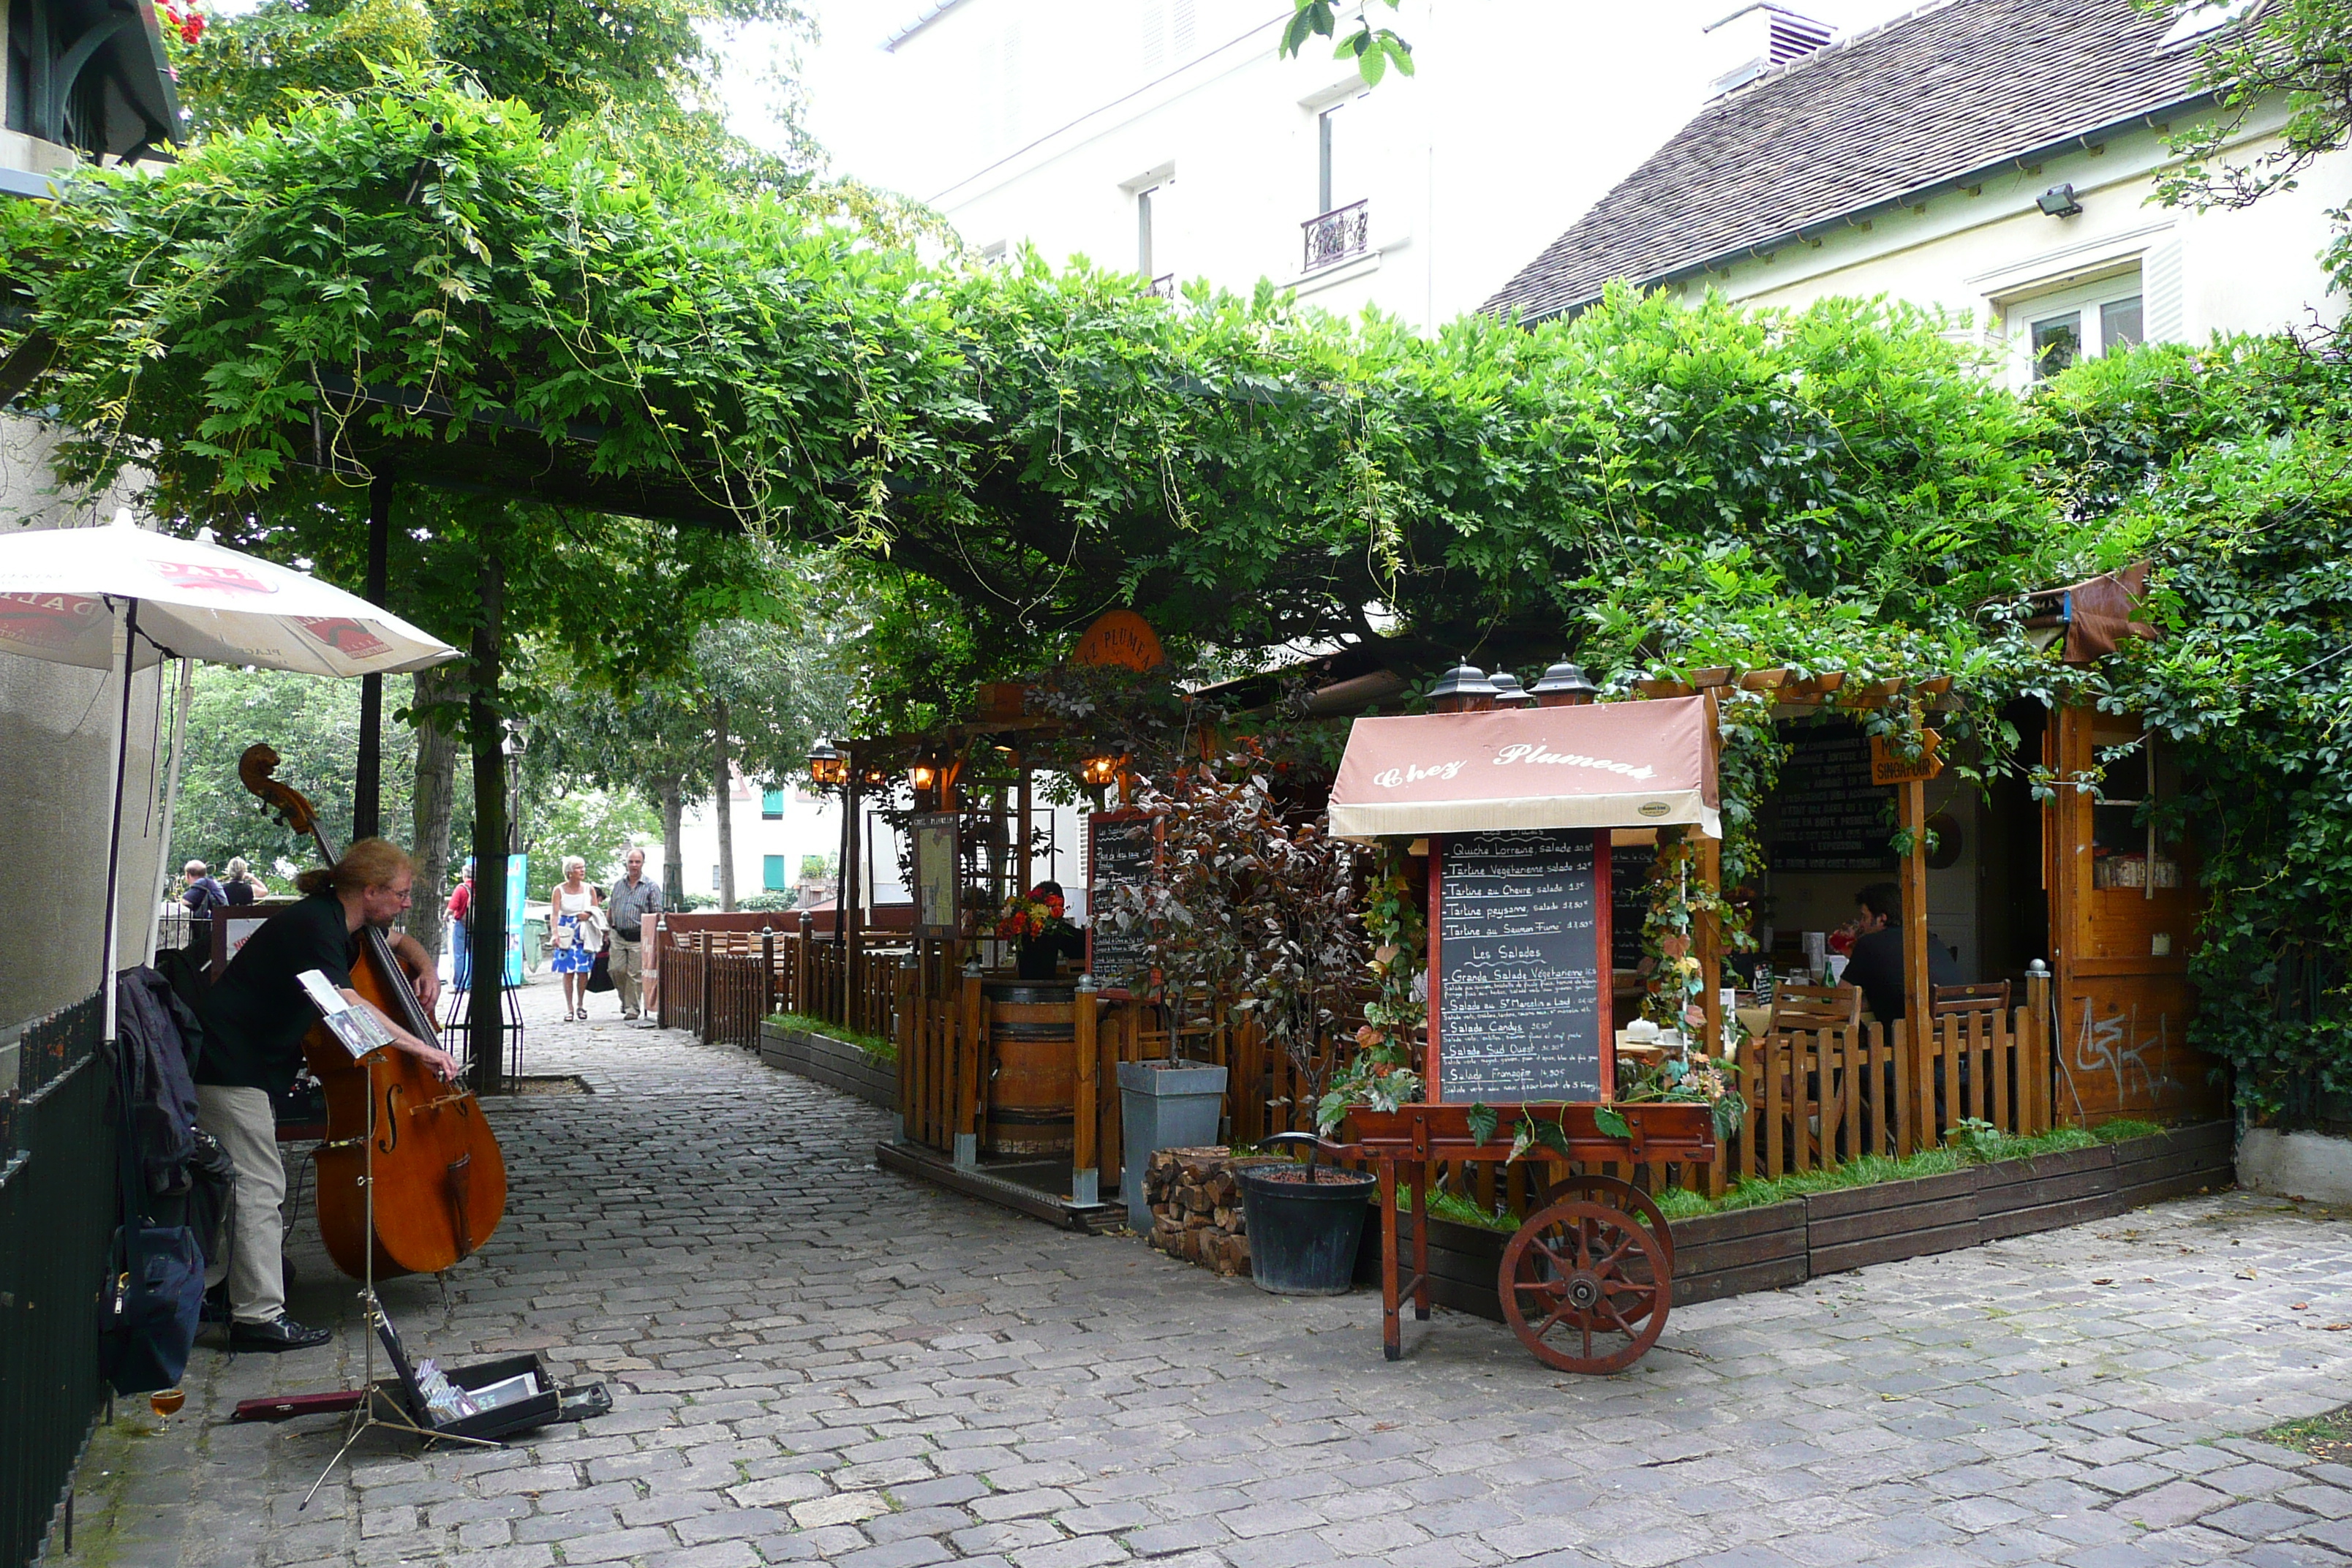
xmin=2073 ymin=999 xmax=2180 ymax=1108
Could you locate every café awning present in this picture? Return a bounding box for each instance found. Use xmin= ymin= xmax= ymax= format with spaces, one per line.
xmin=1327 ymin=696 xmax=1719 ymax=842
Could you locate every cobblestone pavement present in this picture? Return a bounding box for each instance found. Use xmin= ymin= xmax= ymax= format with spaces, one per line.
xmin=66 ymin=974 xmax=2352 ymax=1568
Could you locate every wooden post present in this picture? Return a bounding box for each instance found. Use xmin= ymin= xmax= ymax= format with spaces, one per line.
xmin=464 ymin=529 xmax=507 ymax=1095
xmin=654 ymin=916 xmax=669 ymax=1031
xmin=956 ymin=967 xmax=984 ymax=1168
xmin=760 ymin=927 xmax=775 ymax=1024
xmin=1071 ymin=973 xmax=1099 ymax=1206
xmin=1016 ymin=761 xmax=1033 ymax=899
xmin=698 ymin=930 xmax=715 ymax=1046
xmin=1898 ymin=776 xmax=1931 ymax=1037
xmin=843 ymin=772 xmax=862 ymax=1028
xmin=894 ymin=951 xmax=916 ymax=1144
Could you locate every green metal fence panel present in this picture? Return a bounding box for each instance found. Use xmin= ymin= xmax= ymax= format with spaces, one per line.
xmin=1 ymin=991 xmax=113 ymax=1568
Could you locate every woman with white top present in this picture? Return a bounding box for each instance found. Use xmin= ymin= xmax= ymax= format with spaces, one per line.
xmin=549 ymin=857 xmax=600 ymax=1021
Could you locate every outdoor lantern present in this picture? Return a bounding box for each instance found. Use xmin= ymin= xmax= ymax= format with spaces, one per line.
xmin=1531 ymin=661 xmax=1600 ymax=706
xmin=909 ymin=757 xmax=937 ymax=792
xmin=860 ymin=764 xmax=891 ymax=788
xmin=1489 ymin=670 xmax=1531 ymax=706
xmin=807 ymin=739 xmax=848 ymax=788
xmin=1428 ymin=663 xmax=1496 ymax=714
xmin=1079 ymin=753 xmax=1123 ymax=788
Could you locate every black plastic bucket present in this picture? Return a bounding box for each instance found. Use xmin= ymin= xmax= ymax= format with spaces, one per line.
xmin=1238 ymin=1166 xmax=1376 ymax=1295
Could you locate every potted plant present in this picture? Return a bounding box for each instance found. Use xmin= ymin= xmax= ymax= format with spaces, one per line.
xmin=995 ymin=884 xmax=1082 ymax=981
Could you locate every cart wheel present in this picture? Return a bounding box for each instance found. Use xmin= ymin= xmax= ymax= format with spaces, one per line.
xmin=1499 ymin=1199 xmax=1670 ymax=1375
xmin=1531 ymin=1172 xmax=1675 ymax=1276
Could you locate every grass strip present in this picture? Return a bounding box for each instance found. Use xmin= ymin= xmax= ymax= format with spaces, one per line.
xmin=1387 ymin=1119 xmax=2170 ymax=1229
xmin=2261 ymin=1406 xmax=2352 ymax=1463
xmin=764 ymin=1011 xmax=897 ymax=1065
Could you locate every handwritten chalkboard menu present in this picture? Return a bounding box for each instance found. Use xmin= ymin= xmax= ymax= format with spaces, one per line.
xmin=1766 ymin=723 xmax=1896 ymax=872
xmin=913 ymin=814 xmax=960 ymax=939
xmin=1610 ymin=842 xmax=1654 ymax=971
xmin=1431 ymin=829 xmax=1610 ymax=1104
xmin=1086 ymin=811 xmax=1155 ymax=996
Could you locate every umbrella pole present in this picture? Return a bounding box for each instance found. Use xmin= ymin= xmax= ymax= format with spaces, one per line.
xmin=99 ymin=600 xmax=141 ymax=1045
xmin=354 ymin=472 xmax=392 ymax=841
xmin=145 ymin=656 xmax=195 ymax=968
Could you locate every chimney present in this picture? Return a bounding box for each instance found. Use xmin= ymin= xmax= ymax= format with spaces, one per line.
xmin=1704 ymin=2 xmax=1833 ymax=97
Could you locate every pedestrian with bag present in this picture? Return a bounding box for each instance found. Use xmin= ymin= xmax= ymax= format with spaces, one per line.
xmin=447 ymin=857 xmax=475 ymax=990
xmin=606 ymin=847 xmax=663 ymax=1023
xmin=549 ymin=856 xmax=600 ymax=1021
xmin=181 ymin=859 xmax=227 ymax=946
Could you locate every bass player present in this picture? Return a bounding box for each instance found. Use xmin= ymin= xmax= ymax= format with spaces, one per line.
xmin=193 ymin=838 xmax=459 ymax=1351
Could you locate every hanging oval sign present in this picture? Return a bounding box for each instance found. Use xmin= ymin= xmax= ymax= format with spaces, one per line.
xmin=1638 ymin=801 xmax=1672 ymax=818
xmin=1072 ymin=608 xmax=1166 ymax=672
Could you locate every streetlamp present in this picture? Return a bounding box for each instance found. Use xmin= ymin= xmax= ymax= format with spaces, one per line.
xmin=807 ymin=739 xmax=848 ymax=788
xmin=1079 ymin=753 xmax=1123 ymax=788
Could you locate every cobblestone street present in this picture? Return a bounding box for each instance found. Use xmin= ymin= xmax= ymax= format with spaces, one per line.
xmin=66 ymin=976 xmax=2352 ymax=1568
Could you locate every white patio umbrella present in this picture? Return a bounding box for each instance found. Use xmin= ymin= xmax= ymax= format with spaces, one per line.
xmin=0 ymin=510 xmax=461 ymax=1045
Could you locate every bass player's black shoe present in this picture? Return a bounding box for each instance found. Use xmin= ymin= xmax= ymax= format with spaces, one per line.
xmin=229 ymin=1316 xmax=332 ymax=1352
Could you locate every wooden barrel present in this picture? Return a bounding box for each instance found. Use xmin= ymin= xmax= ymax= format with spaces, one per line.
xmin=987 ymin=984 xmax=1075 ymax=1157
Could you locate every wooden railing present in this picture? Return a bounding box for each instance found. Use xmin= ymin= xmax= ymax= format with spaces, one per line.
xmin=655 ymin=919 xmax=909 ymax=1049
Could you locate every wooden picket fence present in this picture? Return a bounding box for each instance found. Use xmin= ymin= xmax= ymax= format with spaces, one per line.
xmin=655 ymin=921 xmax=908 ymax=1048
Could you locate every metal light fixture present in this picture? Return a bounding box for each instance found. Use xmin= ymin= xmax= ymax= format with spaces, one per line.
xmin=807 ymin=739 xmax=848 ymax=788
xmin=1489 ymin=670 xmax=1531 ymax=707
xmin=2037 ymin=183 xmax=2083 ymax=218
xmin=1079 ymin=753 xmax=1123 ymax=788
xmin=1428 ymin=663 xmax=1496 ymax=714
xmin=909 ymin=758 xmax=937 ymax=793
xmin=1531 ymin=661 xmax=1600 ymax=707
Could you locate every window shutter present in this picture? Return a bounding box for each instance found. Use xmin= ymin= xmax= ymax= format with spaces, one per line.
xmin=2143 ymin=238 xmax=2185 ymax=344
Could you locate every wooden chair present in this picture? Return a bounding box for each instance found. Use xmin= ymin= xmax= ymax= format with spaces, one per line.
xmin=1771 ymin=984 xmax=1863 ymax=1032
xmin=1931 ymin=981 xmax=2011 ymax=1019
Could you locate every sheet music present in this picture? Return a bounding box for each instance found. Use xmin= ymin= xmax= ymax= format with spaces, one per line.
xmin=299 ymin=968 xmax=392 ymax=1060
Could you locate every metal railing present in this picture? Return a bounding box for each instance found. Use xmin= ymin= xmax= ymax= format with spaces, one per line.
xmin=1146 ymin=273 xmax=1177 ymax=299
xmin=1300 ymin=200 xmax=1370 ymax=272
xmin=1 ymin=990 xmax=112 ymax=1568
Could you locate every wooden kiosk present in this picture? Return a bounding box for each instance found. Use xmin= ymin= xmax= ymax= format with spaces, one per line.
xmin=1321 ymin=688 xmax=1727 ymax=1371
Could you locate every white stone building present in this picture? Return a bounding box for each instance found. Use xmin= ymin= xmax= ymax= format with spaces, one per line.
xmin=1484 ymin=0 xmax=2352 ymax=383
xmin=865 ymin=0 xmax=1855 ymax=331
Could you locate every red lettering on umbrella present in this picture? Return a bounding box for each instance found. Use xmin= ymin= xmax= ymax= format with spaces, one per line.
xmin=156 ymin=559 xmax=275 ymax=595
xmin=0 ymin=591 xmax=104 ymax=649
xmin=297 ymin=617 xmax=391 ymax=659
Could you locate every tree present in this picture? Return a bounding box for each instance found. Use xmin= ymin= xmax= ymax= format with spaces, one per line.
xmin=1281 ymin=0 xmax=1412 ymax=87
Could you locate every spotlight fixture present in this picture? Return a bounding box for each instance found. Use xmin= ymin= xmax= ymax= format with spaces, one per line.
xmin=2036 ymin=183 xmax=2083 ymax=218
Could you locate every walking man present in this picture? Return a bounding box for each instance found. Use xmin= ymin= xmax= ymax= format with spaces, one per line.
xmin=606 ymin=847 xmax=663 ymax=1022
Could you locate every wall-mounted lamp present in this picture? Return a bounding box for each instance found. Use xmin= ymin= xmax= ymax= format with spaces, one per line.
xmin=2036 ymin=183 xmax=2083 ymax=218
xmin=807 ymin=739 xmax=848 ymax=788
xmin=1531 ymin=661 xmax=1599 ymax=707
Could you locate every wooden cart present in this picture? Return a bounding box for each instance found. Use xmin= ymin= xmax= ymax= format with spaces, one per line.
xmin=1341 ymin=1101 xmax=1718 ymax=1373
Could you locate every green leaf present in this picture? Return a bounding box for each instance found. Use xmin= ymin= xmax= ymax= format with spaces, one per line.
xmin=1531 ymin=1115 xmax=1575 ymax=1160
xmin=1466 ymin=1101 xmax=1498 ymax=1147
xmin=1594 ymin=1105 xmax=1632 ymax=1141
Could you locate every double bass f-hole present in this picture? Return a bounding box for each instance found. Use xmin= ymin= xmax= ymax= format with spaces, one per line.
xmin=380 ymin=1080 xmax=402 ymax=1154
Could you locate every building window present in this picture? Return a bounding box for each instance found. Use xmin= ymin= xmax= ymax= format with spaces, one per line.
xmin=710 ymin=864 xmax=721 ymax=891
xmin=763 ymin=854 xmax=787 ymax=892
xmin=761 ymin=787 xmax=784 ymax=820
xmin=2010 ymin=270 xmax=2146 ymax=382
xmin=1303 ymin=93 xmax=1372 ymax=272
xmin=1137 ymin=183 xmax=1162 ymax=279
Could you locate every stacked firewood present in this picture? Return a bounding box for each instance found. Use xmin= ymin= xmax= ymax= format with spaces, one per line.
xmin=1144 ymin=1147 xmax=1270 ymax=1278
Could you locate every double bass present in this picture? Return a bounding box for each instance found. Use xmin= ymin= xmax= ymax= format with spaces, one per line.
xmin=238 ymin=743 xmax=508 ymax=1281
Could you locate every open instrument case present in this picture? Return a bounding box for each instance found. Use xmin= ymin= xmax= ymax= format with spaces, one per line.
xmin=374 ymin=1311 xmax=612 ymax=1442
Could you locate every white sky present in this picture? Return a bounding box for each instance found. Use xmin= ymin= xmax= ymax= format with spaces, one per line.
xmin=731 ymin=0 xmax=1936 ymax=200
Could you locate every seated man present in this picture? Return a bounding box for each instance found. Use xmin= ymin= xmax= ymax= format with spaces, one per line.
xmin=1842 ymin=881 xmax=1962 ymax=1024
xmin=195 ymin=838 xmax=459 ymax=1352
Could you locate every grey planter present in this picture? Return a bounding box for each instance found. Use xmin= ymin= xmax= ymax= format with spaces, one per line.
xmin=1117 ymin=1060 xmax=1229 ymax=1231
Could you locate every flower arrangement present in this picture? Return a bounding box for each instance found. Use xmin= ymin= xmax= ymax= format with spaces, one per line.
xmin=1641 ymin=825 xmax=1728 ymax=1032
xmin=156 ymin=0 xmax=203 ymax=47
xmin=995 ymin=889 xmax=1065 ymax=941
xmin=1597 ymin=1049 xmax=1746 ymax=1145
xmin=1317 ymin=844 xmax=1425 ymax=1131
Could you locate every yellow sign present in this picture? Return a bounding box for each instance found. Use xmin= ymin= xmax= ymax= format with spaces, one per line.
xmin=1072 ymin=609 xmax=1166 ymax=672
xmin=1870 ymin=731 xmax=1942 ymax=786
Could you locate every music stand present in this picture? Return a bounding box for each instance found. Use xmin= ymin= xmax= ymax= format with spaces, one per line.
xmin=298 ymin=1016 xmax=499 ymax=1509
